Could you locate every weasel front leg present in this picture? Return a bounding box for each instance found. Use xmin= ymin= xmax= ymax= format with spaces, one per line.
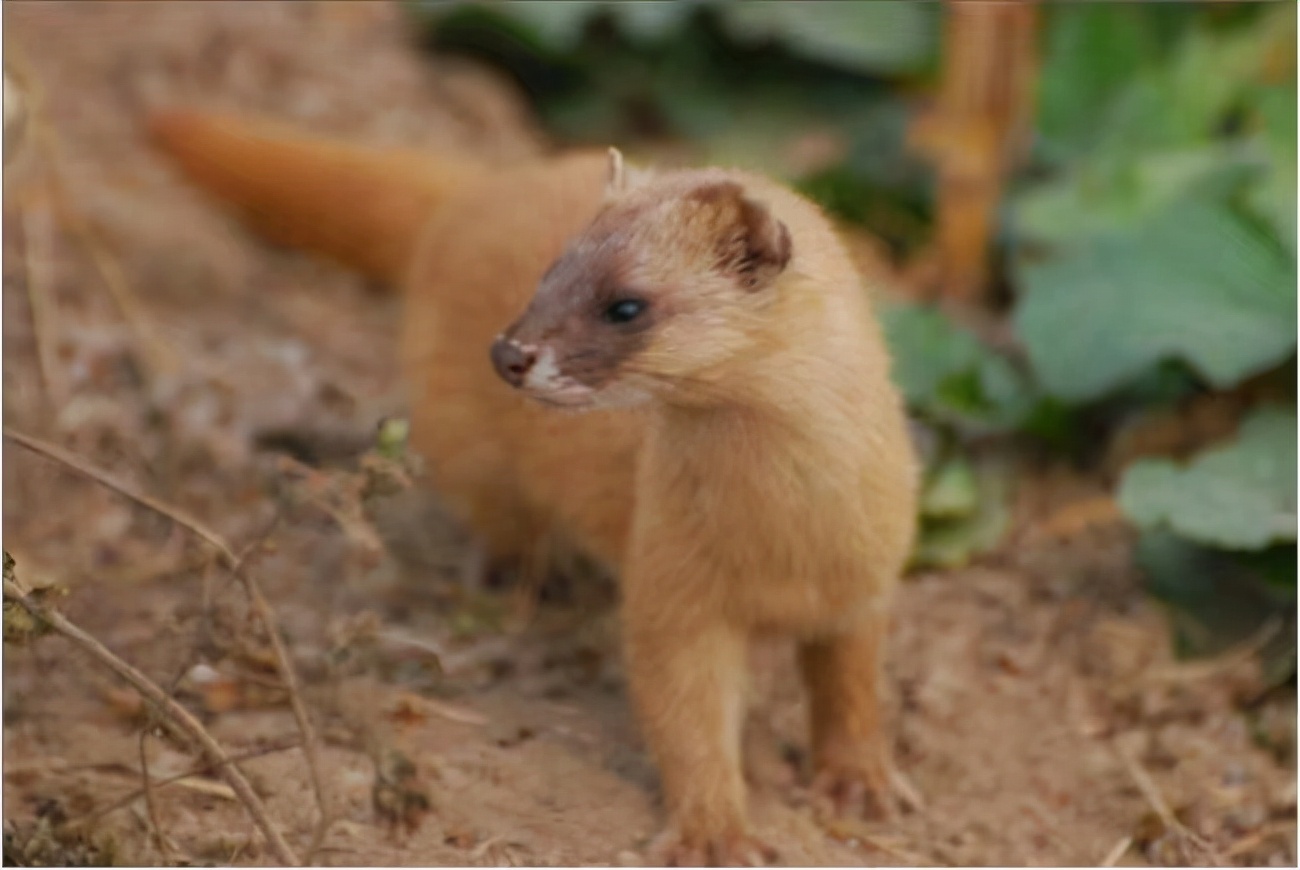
xmin=799 ymin=610 xmax=898 ymax=820
xmin=622 ymin=595 xmax=776 ymax=866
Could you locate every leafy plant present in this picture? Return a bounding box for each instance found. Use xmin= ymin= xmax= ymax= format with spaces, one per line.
xmin=1120 ymin=406 xmax=1296 ymax=552
xmin=1014 ymin=2 xmax=1297 ymax=661
xmin=880 ymin=302 xmax=1036 ymax=434
xmin=1012 ymin=2 xmax=1297 ymax=404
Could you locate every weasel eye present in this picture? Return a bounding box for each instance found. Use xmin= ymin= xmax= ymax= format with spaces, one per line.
xmin=603 ymin=298 xmax=647 ymax=324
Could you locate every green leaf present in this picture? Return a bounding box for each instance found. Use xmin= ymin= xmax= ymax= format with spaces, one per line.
xmin=718 ymin=1 xmax=938 ymax=76
xmin=879 ymin=303 xmax=1036 ymax=432
xmin=912 ymin=460 xmax=1012 ymax=570
xmin=1119 ymin=406 xmax=1298 ymax=550
xmin=1014 ymin=144 xmax=1265 ymax=249
xmin=920 ymin=454 xmax=979 ymax=520
xmin=1086 ymin=4 xmax=1292 ymax=158
xmin=1014 ymin=199 xmax=1296 ymax=401
xmin=1034 ymin=3 xmax=1172 ymax=157
xmin=1245 ymin=84 xmax=1298 ymax=260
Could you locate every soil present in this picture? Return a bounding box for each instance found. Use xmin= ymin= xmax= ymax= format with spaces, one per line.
xmin=2 ymin=2 xmax=1295 ymax=867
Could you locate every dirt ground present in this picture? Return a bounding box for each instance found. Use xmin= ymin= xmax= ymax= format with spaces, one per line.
xmin=2 ymin=2 xmax=1295 ymax=867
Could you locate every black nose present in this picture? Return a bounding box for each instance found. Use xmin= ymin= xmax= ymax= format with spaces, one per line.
xmin=490 ymin=337 xmax=536 ymax=387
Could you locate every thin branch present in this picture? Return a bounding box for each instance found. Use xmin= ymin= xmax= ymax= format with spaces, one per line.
xmin=137 ymin=730 xmax=173 ymax=865
xmin=1140 ymin=617 xmax=1282 ymax=686
xmin=231 ymin=564 xmax=332 ymax=860
xmin=6 ymin=44 xmax=177 ymax=379
xmin=4 ymin=427 xmax=234 ymax=561
xmin=5 ymin=426 xmax=331 ymax=857
xmin=2 ymin=577 xmax=300 ymax=866
xmin=20 ymin=200 xmax=67 ymax=408
xmin=71 ymin=736 xmax=303 ymax=828
xmin=1221 ymin=820 xmax=1297 ymax=861
xmin=1099 ymin=835 xmax=1131 ymax=867
xmin=1113 ymin=738 xmax=1220 ymax=866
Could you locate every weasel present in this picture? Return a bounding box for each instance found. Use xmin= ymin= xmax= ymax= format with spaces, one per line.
xmin=149 ymin=110 xmax=919 ymax=865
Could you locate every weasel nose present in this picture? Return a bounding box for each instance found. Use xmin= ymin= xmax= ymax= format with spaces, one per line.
xmin=490 ymin=337 xmax=536 ymax=387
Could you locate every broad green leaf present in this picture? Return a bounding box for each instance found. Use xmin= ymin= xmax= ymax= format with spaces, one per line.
xmin=1014 ymin=144 xmax=1265 ymax=249
xmin=718 ymin=1 xmax=938 ymax=76
xmin=1246 ymin=84 xmax=1298 ymax=260
xmin=1034 ymin=3 xmax=1169 ymax=156
xmin=879 ymin=303 xmax=1035 ymax=431
xmin=1089 ymin=3 xmax=1292 ymax=157
xmin=1119 ymin=406 xmax=1297 ymax=551
xmin=1014 ymin=199 xmax=1296 ymax=401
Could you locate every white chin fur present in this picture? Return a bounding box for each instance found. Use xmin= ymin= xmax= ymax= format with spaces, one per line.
xmin=522 ymin=346 xmax=652 ymax=410
xmin=521 ymin=347 xmax=594 ymax=406
xmin=522 ymin=347 xmax=562 ymax=391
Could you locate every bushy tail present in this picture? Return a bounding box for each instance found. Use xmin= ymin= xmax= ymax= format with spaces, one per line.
xmin=148 ymin=109 xmax=483 ymax=284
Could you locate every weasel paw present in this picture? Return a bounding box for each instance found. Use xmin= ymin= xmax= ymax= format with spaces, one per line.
xmin=648 ymin=828 xmax=778 ymax=867
xmin=810 ymin=762 xmax=898 ymax=821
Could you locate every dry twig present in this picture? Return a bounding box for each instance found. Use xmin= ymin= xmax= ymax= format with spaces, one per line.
xmin=72 ymin=736 xmax=303 ymax=829
xmin=137 ymin=730 xmax=174 ymax=864
xmin=5 ymin=45 xmax=178 ymax=379
xmin=5 ymin=426 xmax=331 ymax=858
xmin=1221 ymin=820 xmax=1296 ymax=861
xmin=2 ymin=576 xmax=300 ymax=866
xmin=20 ymin=201 xmax=68 ymax=407
xmin=1140 ymin=617 xmax=1282 ymax=686
xmin=1112 ymin=738 xmax=1221 ymax=866
xmin=5 ymin=426 xmax=233 ymax=559
xmin=234 ymin=564 xmax=334 ymax=859
xmin=1099 ymin=834 xmax=1132 ymax=867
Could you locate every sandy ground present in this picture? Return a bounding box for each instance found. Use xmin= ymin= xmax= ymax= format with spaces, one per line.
xmin=2 ymin=2 xmax=1295 ymax=867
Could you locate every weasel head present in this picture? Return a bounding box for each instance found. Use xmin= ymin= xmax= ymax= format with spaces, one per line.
xmin=490 ymin=170 xmax=793 ymax=409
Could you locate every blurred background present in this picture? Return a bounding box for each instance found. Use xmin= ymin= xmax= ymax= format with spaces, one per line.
xmin=2 ymin=2 xmax=1296 ymax=866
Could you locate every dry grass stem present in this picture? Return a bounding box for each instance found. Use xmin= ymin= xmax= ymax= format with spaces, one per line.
xmin=20 ymin=200 xmax=68 ymax=407
xmin=2 ymin=576 xmax=300 ymax=866
xmin=56 ymin=195 xmax=180 ymax=377
xmin=233 ymin=567 xmax=333 ymax=860
xmin=1113 ymin=738 xmax=1220 ymax=866
xmin=72 ymin=736 xmax=303 ymax=828
xmin=4 ymin=428 xmax=333 ymax=860
xmin=5 ymin=426 xmax=235 ymax=560
xmin=1221 ymin=821 xmax=1296 ymax=861
xmin=137 ymin=730 xmax=173 ymax=864
xmin=6 ymin=46 xmax=177 ymax=379
xmin=1140 ymin=617 xmax=1281 ymax=686
xmin=1099 ymin=834 xmax=1132 ymax=867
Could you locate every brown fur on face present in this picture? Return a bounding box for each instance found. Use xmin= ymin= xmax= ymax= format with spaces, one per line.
xmin=497 ymin=172 xmax=796 ymax=409
xmin=150 ymin=116 xmax=919 ymax=865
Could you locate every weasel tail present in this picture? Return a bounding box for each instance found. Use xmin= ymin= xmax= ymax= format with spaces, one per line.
xmin=148 ymin=110 xmax=483 ymax=284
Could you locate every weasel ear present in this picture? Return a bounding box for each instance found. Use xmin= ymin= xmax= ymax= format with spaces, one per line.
xmin=735 ymin=195 xmax=792 ymax=288
xmin=692 ymin=182 xmax=792 ymax=289
xmin=606 ymin=147 xmax=627 ymax=195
